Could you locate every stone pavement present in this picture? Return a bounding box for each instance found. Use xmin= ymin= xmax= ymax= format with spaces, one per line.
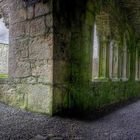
xmin=0 ymin=101 xmax=140 ymax=140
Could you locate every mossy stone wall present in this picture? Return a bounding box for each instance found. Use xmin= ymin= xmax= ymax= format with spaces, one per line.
xmin=53 ymin=0 xmax=140 ymax=114
xmin=0 ymin=0 xmax=140 ymax=116
xmin=0 ymin=0 xmax=53 ymax=115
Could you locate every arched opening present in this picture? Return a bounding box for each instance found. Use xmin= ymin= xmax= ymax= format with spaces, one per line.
xmin=0 ymin=16 xmax=9 ymax=78
xmin=92 ymin=9 xmax=130 ymax=82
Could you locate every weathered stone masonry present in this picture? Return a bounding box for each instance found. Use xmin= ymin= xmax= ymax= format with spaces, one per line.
xmin=53 ymin=0 xmax=140 ymax=114
xmin=0 ymin=0 xmax=140 ymax=116
xmin=0 ymin=43 xmax=8 ymax=75
xmin=0 ymin=0 xmax=53 ymax=115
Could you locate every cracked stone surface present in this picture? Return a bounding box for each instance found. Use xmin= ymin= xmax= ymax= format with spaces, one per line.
xmin=0 ymin=101 xmax=140 ymax=140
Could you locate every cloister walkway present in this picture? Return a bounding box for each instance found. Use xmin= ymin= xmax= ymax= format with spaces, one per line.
xmin=0 ymin=101 xmax=140 ymax=140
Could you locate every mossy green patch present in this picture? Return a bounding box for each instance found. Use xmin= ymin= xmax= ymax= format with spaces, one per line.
xmin=0 ymin=74 xmax=8 ymax=78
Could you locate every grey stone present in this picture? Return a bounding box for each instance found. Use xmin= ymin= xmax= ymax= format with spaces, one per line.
xmin=9 ymin=38 xmax=29 ymax=60
xmin=27 ymin=84 xmax=53 ymax=115
xmin=31 ymin=60 xmax=53 ymax=82
xmin=9 ymin=1 xmax=27 ymax=24
xmin=29 ymin=36 xmax=53 ymax=60
xmin=30 ymin=135 xmax=47 ymax=140
xmin=20 ymin=77 xmax=37 ymax=84
xmin=0 ymin=43 xmax=8 ymax=74
xmin=27 ymin=6 xmax=34 ymax=19
xmin=14 ymin=61 xmax=31 ymax=78
xmin=29 ymin=17 xmax=46 ymax=37
xmin=45 ymin=14 xmax=53 ymax=28
xmin=35 ymin=2 xmax=52 ymax=17
xmin=10 ymin=21 xmax=29 ymax=39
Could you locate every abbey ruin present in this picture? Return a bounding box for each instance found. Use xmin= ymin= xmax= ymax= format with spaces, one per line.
xmin=0 ymin=0 xmax=140 ymax=116
xmin=0 ymin=43 xmax=8 ymax=75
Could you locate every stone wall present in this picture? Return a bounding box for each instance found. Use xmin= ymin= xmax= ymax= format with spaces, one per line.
xmin=0 ymin=0 xmax=53 ymax=115
xmin=53 ymin=0 xmax=92 ymax=113
xmin=0 ymin=43 xmax=8 ymax=74
xmin=53 ymin=0 xmax=140 ymax=114
xmin=0 ymin=0 xmax=140 ymax=116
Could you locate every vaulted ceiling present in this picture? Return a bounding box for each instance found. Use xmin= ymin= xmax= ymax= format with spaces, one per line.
xmin=121 ymin=0 xmax=140 ymax=39
xmin=0 ymin=0 xmax=139 ymax=40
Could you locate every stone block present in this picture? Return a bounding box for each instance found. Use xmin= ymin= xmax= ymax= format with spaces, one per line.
xmin=8 ymin=58 xmax=17 ymax=78
xmin=31 ymin=59 xmax=53 ymax=83
xmin=35 ymin=2 xmax=52 ymax=17
xmin=27 ymin=84 xmax=53 ymax=115
xmin=53 ymin=60 xmax=69 ymax=84
xmin=29 ymin=35 xmax=53 ymax=60
xmin=20 ymin=76 xmax=37 ymax=84
xmin=11 ymin=78 xmax=21 ymax=84
xmin=8 ymin=38 xmax=29 ymax=77
xmin=45 ymin=13 xmax=53 ymax=28
xmin=14 ymin=61 xmax=31 ymax=78
xmin=29 ymin=17 xmax=46 ymax=37
xmin=27 ymin=6 xmax=34 ymax=19
xmin=10 ymin=1 xmax=27 ymax=24
xmin=0 ymin=83 xmax=53 ymax=115
xmin=38 ymin=75 xmax=52 ymax=84
xmin=0 ymin=82 xmax=53 ymax=115
xmin=0 ymin=84 xmax=27 ymax=109
xmin=9 ymin=38 xmax=29 ymax=60
xmin=10 ymin=0 xmax=25 ymax=11
xmin=10 ymin=21 xmax=29 ymax=39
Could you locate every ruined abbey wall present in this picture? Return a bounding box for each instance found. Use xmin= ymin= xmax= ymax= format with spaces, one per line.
xmin=53 ymin=0 xmax=140 ymax=114
xmin=0 ymin=0 xmax=140 ymax=116
xmin=0 ymin=43 xmax=8 ymax=74
xmin=0 ymin=0 xmax=53 ymax=115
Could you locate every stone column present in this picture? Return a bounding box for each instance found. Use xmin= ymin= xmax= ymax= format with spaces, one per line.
xmin=109 ymin=41 xmax=113 ymax=79
xmin=6 ymin=0 xmax=53 ymax=115
xmin=121 ymin=44 xmax=129 ymax=81
xmin=99 ymin=39 xmax=107 ymax=79
xmin=135 ymin=48 xmax=140 ymax=80
xmin=112 ymin=42 xmax=119 ymax=80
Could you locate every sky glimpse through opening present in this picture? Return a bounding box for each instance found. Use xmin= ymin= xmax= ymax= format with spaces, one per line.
xmin=0 ymin=18 xmax=9 ymax=44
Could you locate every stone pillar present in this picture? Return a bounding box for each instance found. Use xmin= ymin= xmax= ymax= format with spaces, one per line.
xmin=120 ymin=44 xmax=129 ymax=81
xmin=99 ymin=39 xmax=108 ymax=79
xmin=112 ymin=42 xmax=119 ymax=80
xmin=126 ymin=50 xmax=130 ymax=79
xmin=109 ymin=41 xmax=113 ymax=78
xmin=122 ymin=48 xmax=127 ymax=79
xmin=135 ymin=48 xmax=140 ymax=80
xmin=4 ymin=0 xmax=53 ymax=115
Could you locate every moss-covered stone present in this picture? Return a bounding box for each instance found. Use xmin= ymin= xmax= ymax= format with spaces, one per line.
xmin=53 ymin=0 xmax=140 ymax=115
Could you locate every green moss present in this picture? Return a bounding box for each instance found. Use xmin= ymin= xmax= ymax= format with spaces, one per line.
xmin=67 ymin=81 xmax=140 ymax=113
xmin=53 ymin=0 xmax=140 ymax=115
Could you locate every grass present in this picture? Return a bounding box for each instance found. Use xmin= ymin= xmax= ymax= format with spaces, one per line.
xmin=0 ymin=74 xmax=8 ymax=78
